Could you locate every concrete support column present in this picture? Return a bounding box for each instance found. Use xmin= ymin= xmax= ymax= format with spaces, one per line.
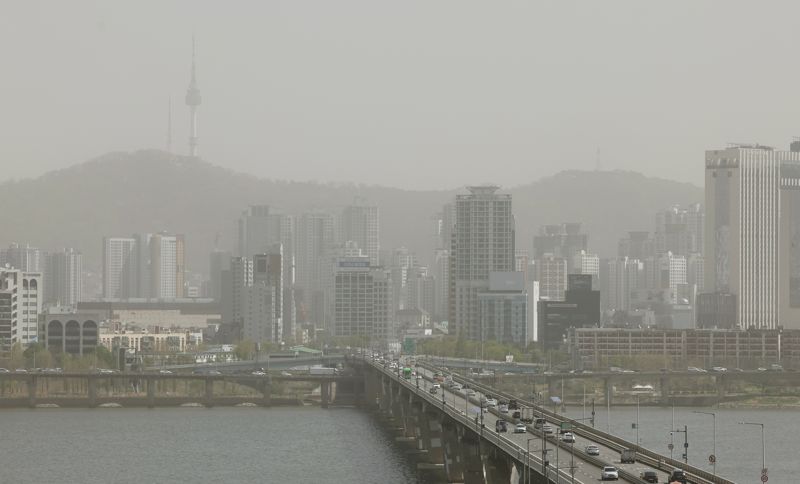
xmin=321 ymin=381 xmax=330 ymax=409
xmin=204 ymin=379 xmax=214 ymax=408
xmin=442 ymin=419 xmax=465 ymax=482
xmin=260 ymin=377 xmax=272 ymax=407
xmin=363 ymin=373 xmax=379 ymax=408
xmin=147 ymin=378 xmax=155 ymax=408
xmin=88 ymin=377 xmax=97 ymax=408
xmin=460 ymin=433 xmax=487 ymax=484
xmin=27 ymin=376 xmax=37 ymax=408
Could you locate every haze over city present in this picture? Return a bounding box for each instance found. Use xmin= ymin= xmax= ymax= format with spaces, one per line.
xmin=6 ymin=1 xmax=800 ymax=188
xmin=5 ymin=3 xmax=800 ymax=484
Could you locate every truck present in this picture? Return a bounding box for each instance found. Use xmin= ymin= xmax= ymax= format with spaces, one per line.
xmin=403 ymin=367 xmax=412 ymax=379
xmin=620 ymin=448 xmax=636 ymax=464
xmin=309 ymin=367 xmax=336 ymax=376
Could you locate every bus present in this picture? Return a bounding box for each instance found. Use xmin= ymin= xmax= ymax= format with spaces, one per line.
xmin=403 ymin=367 xmax=412 ymax=379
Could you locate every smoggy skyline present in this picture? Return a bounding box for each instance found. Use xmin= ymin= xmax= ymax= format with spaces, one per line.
xmin=4 ymin=1 xmax=800 ymax=189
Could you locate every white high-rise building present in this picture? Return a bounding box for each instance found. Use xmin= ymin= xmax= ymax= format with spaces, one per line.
xmin=103 ymin=237 xmax=139 ymax=299
xmin=452 ymin=186 xmax=515 ymax=340
xmin=341 ymin=203 xmax=379 ymax=266
xmin=705 ymin=146 xmax=800 ymax=328
xmin=297 ymin=211 xmax=337 ymax=326
xmin=0 ymin=243 xmax=44 ymax=272
xmin=0 ymin=269 xmax=42 ymax=350
xmin=149 ymin=233 xmax=185 ymax=299
xmin=535 ymin=254 xmax=568 ymax=301
xmin=333 ymin=257 xmax=391 ymax=345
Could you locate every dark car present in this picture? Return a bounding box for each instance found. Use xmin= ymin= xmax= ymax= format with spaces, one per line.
xmin=669 ymin=469 xmax=687 ymax=484
xmin=640 ymin=470 xmax=658 ymax=483
xmin=495 ymin=420 xmax=508 ymax=433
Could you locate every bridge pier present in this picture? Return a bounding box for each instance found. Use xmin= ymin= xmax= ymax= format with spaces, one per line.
xmin=363 ymin=372 xmax=380 ymax=409
xmin=262 ymin=378 xmax=272 ymax=407
xmin=418 ymin=404 xmax=445 ymax=464
xmin=27 ymin=376 xmax=37 ymax=408
xmin=88 ymin=377 xmax=97 ymax=408
xmin=459 ymin=430 xmax=487 ymax=484
xmin=147 ymin=378 xmax=155 ymax=408
xmin=320 ymin=381 xmax=329 ymax=409
xmin=204 ymin=379 xmax=214 ymax=408
xmin=442 ymin=418 xmax=465 ymax=482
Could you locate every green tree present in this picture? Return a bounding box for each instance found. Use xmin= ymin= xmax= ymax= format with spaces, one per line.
xmin=235 ymin=340 xmax=255 ymax=361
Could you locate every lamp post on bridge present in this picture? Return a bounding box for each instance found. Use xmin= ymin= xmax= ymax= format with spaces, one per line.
xmin=739 ymin=421 xmax=766 ymax=482
xmin=693 ymin=410 xmax=716 ymax=477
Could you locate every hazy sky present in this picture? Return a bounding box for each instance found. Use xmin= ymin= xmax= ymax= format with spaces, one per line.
xmin=4 ymin=1 xmax=800 ymax=189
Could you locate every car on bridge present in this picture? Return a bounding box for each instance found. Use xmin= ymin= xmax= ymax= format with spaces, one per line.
xmin=560 ymin=432 xmax=576 ymax=443
xmin=513 ymin=423 xmax=527 ymax=434
xmin=640 ymin=469 xmax=658 ymax=483
xmin=542 ymin=424 xmax=554 ymax=435
xmin=495 ymin=420 xmax=508 ymax=433
xmin=600 ymin=466 xmax=619 ymax=481
xmin=585 ymin=444 xmax=600 ymax=456
xmin=668 ymin=468 xmax=687 ymax=483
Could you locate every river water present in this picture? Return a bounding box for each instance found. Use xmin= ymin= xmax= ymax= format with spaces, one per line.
xmin=0 ymin=406 xmax=428 ymax=484
xmin=0 ymin=405 xmax=795 ymax=483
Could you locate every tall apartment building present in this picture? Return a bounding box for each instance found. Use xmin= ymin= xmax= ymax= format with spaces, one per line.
xmin=705 ymin=145 xmax=800 ymax=328
xmin=296 ymin=211 xmax=337 ymax=326
xmin=341 ymin=203 xmax=379 ymax=266
xmin=208 ymin=250 xmax=232 ymax=301
xmin=0 ymin=243 xmax=44 ymax=272
xmin=333 ymin=257 xmax=391 ymax=345
xmin=45 ymin=248 xmax=82 ymax=307
xmin=149 ymin=233 xmax=185 ymax=299
xmin=451 ymin=186 xmax=515 ymax=340
xmin=236 ymin=205 xmax=296 ymax=339
xmin=535 ymin=254 xmax=568 ymax=301
xmin=606 ymin=257 xmax=644 ymax=312
xmin=433 ymin=248 xmax=449 ymax=322
xmin=533 ymin=223 xmax=588 ymax=271
xmin=103 ymin=237 xmax=139 ymax=299
xmin=618 ymin=231 xmax=654 ymax=259
xmin=0 ymin=269 xmax=42 ymax=351
xmin=655 ymin=204 xmax=704 ymax=256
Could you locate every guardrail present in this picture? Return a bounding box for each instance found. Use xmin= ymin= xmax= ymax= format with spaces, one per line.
xmin=417 ymin=360 xmax=735 ymax=484
xmin=370 ymin=358 xmax=602 ymax=484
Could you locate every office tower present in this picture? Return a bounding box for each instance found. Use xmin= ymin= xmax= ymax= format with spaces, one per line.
xmin=333 ymin=256 xmax=391 ymax=344
xmin=535 ymin=254 xmax=568 ymax=301
xmin=654 ymin=204 xmax=704 ymax=256
xmin=705 ymin=145 xmax=800 ymax=328
xmin=253 ymin=247 xmax=284 ymax=342
xmin=185 ymin=36 xmax=201 ymax=156
xmin=389 ymin=247 xmax=417 ymax=312
xmin=149 ymin=233 xmax=185 ymax=299
xmin=539 ymin=274 xmax=599 ymax=349
xmin=208 ymin=249 xmax=232 ymax=301
xmin=606 ymin=257 xmax=644 ymax=312
xmin=515 ymin=250 xmax=531 ymax=282
xmin=341 ymin=203 xmax=379 ymax=266
xmin=45 ymin=248 xmax=83 ymax=307
xmin=433 ymin=249 xmax=449 ymax=322
xmin=435 ymin=202 xmax=456 ymax=250
xmin=0 ymin=269 xmax=42 ymax=351
xmin=451 ymin=186 xmax=515 ymax=340
xmin=296 ymin=211 xmax=337 ymax=326
xmin=533 ymin=223 xmax=588 ymax=271
xmin=237 ymin=205 xmax=296 ymax=340
xmin=687 ymin=253 xmax=704 ymax=291
xmin=618 ymin=231 xmax=654 ymax=259
xmin=103 ymin=237 xmax=139 ymax=299
xmin=0 ymin=243 xmax=44 ymax=272
xmin=478 ymin=272 xmax=528 ymax=345
xmin=220 ymin=256 xmax=254 ymax=329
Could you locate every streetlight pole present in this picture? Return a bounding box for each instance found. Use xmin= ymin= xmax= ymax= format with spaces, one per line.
xmin=635 ymin=394 xmax=640 ymax=449
xmin=739 ymin=421 xmax=766 ymax=479
xmin=694 ymin=411 xmax=716 ymax=477
xmin=527 ymin=438 xmax=537 ymax=484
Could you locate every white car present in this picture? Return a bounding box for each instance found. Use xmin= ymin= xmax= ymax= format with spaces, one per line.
xmin=498 ymin=404 xmax=509 ymax=413
xmin=514 ymin=423 xmax=527 ymax=434
xmin=585 ymin=444 xmax=600 ymax=455
xmin=251 ymin=371 xmax=266 ymax=376
xmin=159 ymin=369 xmax=173 ymax=375
xmin=601 ymin=466 xmax=619 ymax=481
xmin=561 ymin=432 xmax=576 ymax=443
xmin=485 ymin=398 xmax=498 ymax=407
xmin=543 ymin=424 xmax=554 ymax=435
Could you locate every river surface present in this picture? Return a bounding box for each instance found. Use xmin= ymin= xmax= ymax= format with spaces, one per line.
xmin=577 ymin=404 xmax=794 ymax=483
xmin=0 ymin=406 xmax=428 ymax=484
xmin=1 ymin=405 xmax=796 ymax=483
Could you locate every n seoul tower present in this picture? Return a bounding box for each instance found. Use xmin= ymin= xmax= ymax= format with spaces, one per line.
xmin=185 ymin=36 xmax=202 ymax=157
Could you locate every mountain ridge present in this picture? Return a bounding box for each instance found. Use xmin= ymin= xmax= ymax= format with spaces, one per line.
xmin=1 ymin=150 xmax=702 ymax=272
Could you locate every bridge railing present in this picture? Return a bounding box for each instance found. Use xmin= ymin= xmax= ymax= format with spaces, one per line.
xmin=415 ymin=360 xmax=734 ymax=484
xmin=367 ymin=358 xmax=581 ymax=484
